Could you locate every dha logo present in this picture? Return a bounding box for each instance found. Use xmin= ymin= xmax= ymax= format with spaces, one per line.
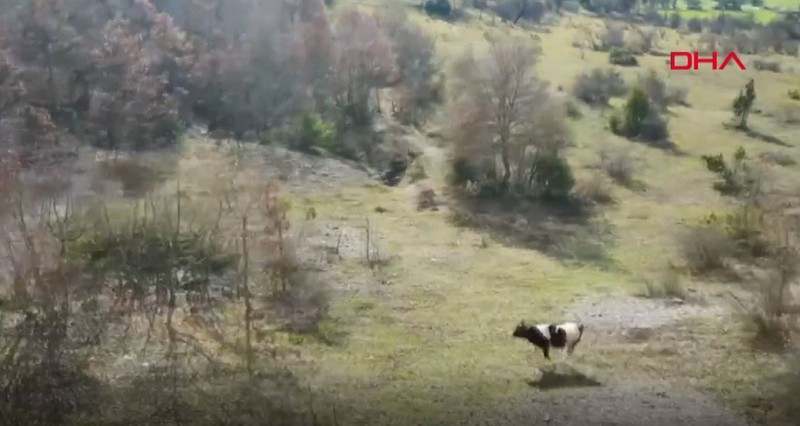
xmin=669 ymin=51 xmax=746 ymax=71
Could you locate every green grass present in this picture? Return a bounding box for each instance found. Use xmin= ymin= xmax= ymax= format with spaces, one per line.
xmin=296 ymin=9 xmax=799 ymax=423
xmin=150 ymin=6 xmax=800 ymax=424
xmin=678 ymin=0 xmax=799 ymax=12
xmin=670 ymin=8 xmax=779 ymax=23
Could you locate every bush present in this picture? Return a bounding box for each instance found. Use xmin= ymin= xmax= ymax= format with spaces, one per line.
xmin=627 ymin=28 xmax=659 ymax=55
xmin=609 ymin=47 xmax=638 ymax=66
xmin=381 ymin=11 xmax=441 ymax=127
xmin=416 ymin=182 xmax=438 ymax=211
xmin=759 ymin=151 xmax=796 ymax=167
xmin=596 ymin=23 xmax=626 ymax=51
xmin=565 ymin=99 xmax=583 ymax=119
xmin=669 ymin=13 xmax=682 ymax=29
xmin=609 ymin=114 xmax=623 ymax=135
xmin=702 ymin=206 xmax=769 ymax=259
xmin=744 ymin=257 xmax=797 ymax=349
xmin=642 ymin=9 xmax=666 ymax=26
xmin=451 ymin=157 xmax=482 ymax=186
xmin=449 ymin=40 xmax=572 ymax=201
xmin=687 ymin=18 xmax=704 ymax=33
xmin=753 ymin=58 xmax=781 ymax=73
xmin=493 ymin=0 xmax=548 ymax=23
xmin=679 ymin=225 xmax=736 ymax=274
xmin=599 ymin=147 xmax=634 ymax=186
xmin=639 ymin=109 xmax=670 ymax=142
xmin=774 ymin=103 xmax=800 ymax=125
xmin=611 ymin=87 xmax=669 ymax=143
xmin=638 ymin=70 xmax=689 ymax=110
xmin=789 ymin=89 xmax=800 ymax=101
xmin=667 ymin=86 xmax=689 ymax=107
xmin=573 ymin=174 xmax=614 ymax=204
xmin=424 ymin=0 xmax=453 ymax=17
xmin=701 ymin=146 xmax=762 ymax=197
xmin=272 ymin=112 xmax=337 ymax=154
xmin=643 ymin=267 xmax=686 ymax=299
xmin=529 ymin=152 xmax=575 ymax=200
xmin=407 ymin=159 xmax=428 ymax=182
xmin=613 ymin=87 xmax=649 ymax=136
xmin=573 ymin=68 xmax=627 ymax=106
xmin=561 ymin=0 xmax=581 ymax=12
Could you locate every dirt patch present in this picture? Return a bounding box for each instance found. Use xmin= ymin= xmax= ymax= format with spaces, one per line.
xmin=507 ymin=293 xmax=754 ymax=426
xmin=488 ymin=384 xmax=750 ymax=426
xmin=253 ymin=145 xmax=374 ymax=195
xmin=563 ymin=294 xmax=732 ymax=334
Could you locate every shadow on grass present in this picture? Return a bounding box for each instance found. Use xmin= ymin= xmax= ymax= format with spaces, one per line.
xmin=526 ymin=365 xmax=603 ymax=390
xmin=742 ymin=128 xmax=792 ymax=147
xmin=630 ymin=136 xmax=688 ymax=156
xmin=448 ymin=192 xmax=618 ymax=270
xmin=724 ymin=123 xmax=792 ymax=147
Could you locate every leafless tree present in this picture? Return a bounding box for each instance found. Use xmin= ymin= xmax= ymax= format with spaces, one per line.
xmin=449 ymin=38 xmax=568 ymax=191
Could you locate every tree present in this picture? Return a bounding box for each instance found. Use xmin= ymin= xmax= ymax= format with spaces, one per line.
xmin=494 ymin=0 xmax=548 ymax=23
xmin=716 ymin=0 xmax=743 ymax=10
xmin=424 ymin=0 xmax=453 ymax=17
xmin=89 ymin=17 xmax=181 ymax=151
xmin=623 ymin=87 xmax=650 ymax=135
xmin=529 ymin=151 xmax=575 ymax=199
xmin=0 ymin=49 xmax=24 ymax=120
xmin=686 ymin=0 xmax=702 ymax=9
xmin=332 ymin=10 xmax=397 ymax=125
xmin=701 ymin=146 xmax=760 ymax=197
xmin=449 ymin=38 xmax=572 ymax=197
xmin=14 ymin=0 xmax=89 ymax=113
xmin=733 ymin=79 xmax=756 ymax=129
xmin=451 ymin=40 xmax=538 ymax=188
xmin=379 ymin=9 xmax=441 ymax=125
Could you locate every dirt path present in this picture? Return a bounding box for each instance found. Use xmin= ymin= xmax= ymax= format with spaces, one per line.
xmin=563 ymin=293 xmax=732 ymax=334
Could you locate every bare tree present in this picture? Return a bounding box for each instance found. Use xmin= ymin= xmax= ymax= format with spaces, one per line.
xmin=332 ymin=9 xmax=398 ymax=125
xmin=450 ymin=39 xmax=568 ymax=191
xmin=378 ymin=8 xmax=440 ymax=126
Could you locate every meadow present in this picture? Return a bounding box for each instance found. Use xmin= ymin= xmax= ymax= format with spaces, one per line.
xmin=1 ymin=0 xmax=799 ymax=425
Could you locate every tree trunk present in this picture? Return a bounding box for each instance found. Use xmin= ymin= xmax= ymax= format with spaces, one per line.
xmin=501 ymin=139 xmax=511 ymax=188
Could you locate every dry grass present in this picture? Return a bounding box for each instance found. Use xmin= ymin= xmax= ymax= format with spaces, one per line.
xmin=334 ymin=10 xmax=800 ymax=423
xmin=599 ymin=147 xmax=635 ymax=186
xmin=759 ymin=150 xmax=797 ymax=167
xmin=205 ymin=9 xmax=800 ymax=424
xmin=5 ymin=5 xmax=799 ymax=425
xmin=642 ymin=267 xmax=686 ymax=299
xmin=574 ymin=173 xmax=615 ymax=204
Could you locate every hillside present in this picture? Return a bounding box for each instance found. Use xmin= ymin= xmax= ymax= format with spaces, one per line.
xmin=1 ymin=0 xmax=800 ymax=425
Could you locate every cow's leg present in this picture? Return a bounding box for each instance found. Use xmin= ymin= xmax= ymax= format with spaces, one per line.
xmin=567 ymin=334 xmax=583 ymax=355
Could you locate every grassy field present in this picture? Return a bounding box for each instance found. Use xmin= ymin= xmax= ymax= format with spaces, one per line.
xmin=111 ymin=4 xmax=800 ymax=425
xmin=654 ymin=0 xmax=796 ymax=22
xmin=191 ymin=8 xmax=800 ymax=425
xmin=674 ymin=8 xmax=780 ymax=23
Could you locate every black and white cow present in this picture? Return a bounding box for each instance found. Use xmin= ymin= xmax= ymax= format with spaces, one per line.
xmin=512 ymin=320 xmax=585 ymax=360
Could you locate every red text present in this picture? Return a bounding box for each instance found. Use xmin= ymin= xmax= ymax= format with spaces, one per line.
xmin=669 ymin=51 xmax=747 ymax=71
